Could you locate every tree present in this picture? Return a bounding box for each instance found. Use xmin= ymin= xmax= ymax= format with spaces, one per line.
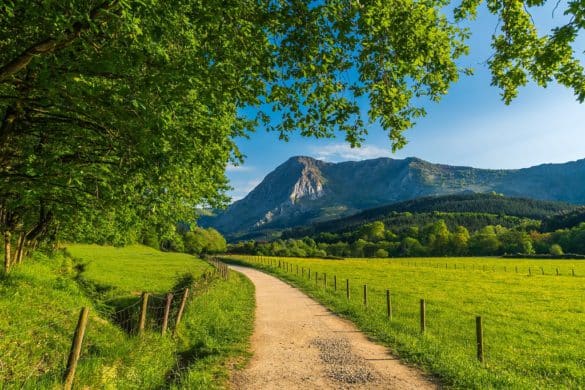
xmin=327 ymin=241 xmax=350 ymax=257
xmin=2 ymin=1 xmax=584 ymax=271
xmin=450 ymin=226 xmax=470 ymax=256
xmin=400 ymin=237 xmax=426 ymax=257
xmin=360 ymin=221 xmax=385 ymax=242
xmin=454 ymin=0 xmax=585 ymax=103
xmin=499 ymin=230 xmax=534 ymax=254
xmin=351 ymin=239 xmax=368 ymax=257
xmin=549 ymin=243 xmax=564 ymax=256
xmin=183 ymin=229 xmax=208 ymax=255
xmin=469 ymin=226 xmax=501 ymax=255
xmin=183 ymin=227 xmax=226 ymax=255
xmin=202 ymin=228 xmax=227 ymax=254
xmin=426 ymin=220 xmax=451 ymax=255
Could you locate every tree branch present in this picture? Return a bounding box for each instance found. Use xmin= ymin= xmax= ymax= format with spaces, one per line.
xmin=0 ymin=1 xmax=119 ymax=81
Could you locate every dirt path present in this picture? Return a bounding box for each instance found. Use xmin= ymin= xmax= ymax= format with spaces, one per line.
xmin=229 ymin=265 xmax=437 ymax=390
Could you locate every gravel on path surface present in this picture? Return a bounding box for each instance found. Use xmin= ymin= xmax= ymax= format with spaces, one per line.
xmin=229 ymin=265 xmax=437 ymax=390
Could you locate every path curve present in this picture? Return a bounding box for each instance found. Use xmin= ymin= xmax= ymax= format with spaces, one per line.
xmin=229 ymin=265 xmax=437 ymax=390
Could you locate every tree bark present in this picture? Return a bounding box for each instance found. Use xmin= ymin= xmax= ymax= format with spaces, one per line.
xmin=16 ymin=232 xmax=25 ymax=264
xmin=4 ymin=231 xmax=11 ymax=273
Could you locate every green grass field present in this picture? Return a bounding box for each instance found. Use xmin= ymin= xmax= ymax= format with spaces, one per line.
xmin=0 ymin=245 xmax=254 ymax=389
xmin=226 ymin=255 xmax=585 ymax=389
xmin=67 ymin=244 xmax=212 ymax=298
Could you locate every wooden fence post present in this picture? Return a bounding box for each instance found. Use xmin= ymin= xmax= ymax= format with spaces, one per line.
xmin=334 ymin=275 xmax=337 ymax=291
xmin=161 ymin=293 xmax=174 ymax=336
xmin=324 ymin=273 xmax=327 ymax=288
xmin=63 ymin=307 xmax=90 ymax=390
xmin=138 ymin=292 xmax=149 ymax=335
xmin=420 ymin=299 xmax=426 ymax=334
xmin=363 ymin=284 xmax=367 ymax=307
xmin=173 ymin=288 xmax=190 ymax=336
xmin=386 ymin=290 xmax=392 ymax=320
xmin=315 ymin=271 xmax=318 ymax=284
xmin=476 ymin=316 xmax=484 ymax=363
xmin=346 ymin=279 xmax=350 ymax=300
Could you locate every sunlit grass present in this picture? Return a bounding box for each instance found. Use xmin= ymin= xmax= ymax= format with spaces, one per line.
xmin=66 ymin=244 xmax=211 ymax=295
xmin=1 ymin=246 xmax=254 ymax=389
xmin=226 ymin=255 xmax=585 ymax=389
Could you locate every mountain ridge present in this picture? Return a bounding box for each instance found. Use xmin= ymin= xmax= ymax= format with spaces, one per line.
xmin=200 ymin=156 xmax=585 ymax=238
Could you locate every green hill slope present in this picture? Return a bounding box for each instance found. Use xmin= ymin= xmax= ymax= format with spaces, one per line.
xmin=0 ymin=245 xmax=254 ymax=389
xmin=283 ymin=193 xmax=576 ymax=238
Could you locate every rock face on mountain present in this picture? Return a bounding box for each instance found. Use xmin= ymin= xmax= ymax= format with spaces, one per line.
xmin=201 ymin=156 xmax=585 ymax=238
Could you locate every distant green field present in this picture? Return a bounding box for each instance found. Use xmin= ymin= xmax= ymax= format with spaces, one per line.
xmin=226 ymin=255 xmax=585 ymax=389
xmin=0 ymin=246 xmax=254 ymax=389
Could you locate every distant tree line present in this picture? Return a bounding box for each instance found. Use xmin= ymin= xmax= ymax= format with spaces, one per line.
xmin=283 ymin=211 xmax=540 ymax=240
xmin=67 ymin=221 xmax=226 ymax=256
xmin=229 ymin=219 xmax=585 ymax=258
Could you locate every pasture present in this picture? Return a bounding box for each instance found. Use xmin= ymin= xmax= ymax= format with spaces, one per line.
xmin=226 ymin=255 xmax=585 ymax=389
xmin=67 ymin=244 xmax=212 ymax=297
xmin=0 ymin=245 xmax=254 ymax=389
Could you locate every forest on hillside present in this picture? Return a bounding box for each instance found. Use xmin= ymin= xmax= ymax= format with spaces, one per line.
xmin=229 ymin=195 xmax=585 ymax=258
xmin=229 ymin=218 xmax=585 ymax=258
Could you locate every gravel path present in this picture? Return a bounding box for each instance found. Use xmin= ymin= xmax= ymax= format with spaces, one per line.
xmin=229 ymin=265 xmax=437 ymax=390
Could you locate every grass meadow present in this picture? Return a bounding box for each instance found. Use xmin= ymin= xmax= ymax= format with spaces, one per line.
xmin=225 ymin=255 xmax=585 ymax=389
xmin=0 ymin=245 xmax=255 ymax=389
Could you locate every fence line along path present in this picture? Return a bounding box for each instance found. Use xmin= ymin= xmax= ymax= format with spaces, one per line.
xmin=229 ymin=265 xmax=436 ymax=390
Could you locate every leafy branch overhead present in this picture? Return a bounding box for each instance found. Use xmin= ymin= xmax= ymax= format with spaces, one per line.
xmin=0 ymin=0 xmax=583 ymax=258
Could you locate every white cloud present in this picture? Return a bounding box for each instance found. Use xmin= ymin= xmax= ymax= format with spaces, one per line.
xmin=229 ymin=178 xmax=262 ymax=201
xmin=310 ymin=143 xmax=392 ymax=162
xmin=226 ymin=163 xmax=254 ymax=172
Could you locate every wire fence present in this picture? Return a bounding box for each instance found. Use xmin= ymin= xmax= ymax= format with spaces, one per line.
xmin=3 ymin=257 xmax=231 ymax=389
xmin=227 ymin=254 xmax=585 ymax=368
xmin=240 ymin=254 xmax=583 ymax=277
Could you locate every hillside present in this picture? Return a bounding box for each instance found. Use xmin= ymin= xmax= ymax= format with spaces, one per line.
xmin=283 ymin=193 xmax=579 ymax=238
xmin=202 ymin=156 xmax=585 ymax=239
xmin=541 ymin=207 xmax=585 ymax=232
xmin=0 ymin=246 xmax=254 ymax=388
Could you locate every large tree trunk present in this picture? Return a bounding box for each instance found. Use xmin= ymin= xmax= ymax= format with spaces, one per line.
xmin=4 ymin=231 xmax=11 ymax=273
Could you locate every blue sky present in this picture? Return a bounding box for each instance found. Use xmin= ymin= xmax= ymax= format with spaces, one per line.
xmin=227 ymin=3 xmax=585 ymax=200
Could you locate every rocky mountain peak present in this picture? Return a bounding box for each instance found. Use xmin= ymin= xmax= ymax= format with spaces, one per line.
xmin=288 ymin=156 xmax=325 ymax=204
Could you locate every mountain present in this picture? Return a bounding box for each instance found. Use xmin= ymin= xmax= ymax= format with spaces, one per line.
xmin=200 ymin=156 xmax=585 ymax=239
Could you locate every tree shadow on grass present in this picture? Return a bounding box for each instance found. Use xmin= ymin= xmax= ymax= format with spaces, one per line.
xmin=159 ymin=341 xmax=222 ymax=389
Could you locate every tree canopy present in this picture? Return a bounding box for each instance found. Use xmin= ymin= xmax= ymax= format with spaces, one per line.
xmin=1 ymin=0 xmax=584 ymax=270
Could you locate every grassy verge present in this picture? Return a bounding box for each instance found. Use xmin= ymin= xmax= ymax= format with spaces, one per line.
xmin=224 ymin=255 xmax=585 ymax=389
xmin=0 ymin=245 xmax=254 ymax=389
